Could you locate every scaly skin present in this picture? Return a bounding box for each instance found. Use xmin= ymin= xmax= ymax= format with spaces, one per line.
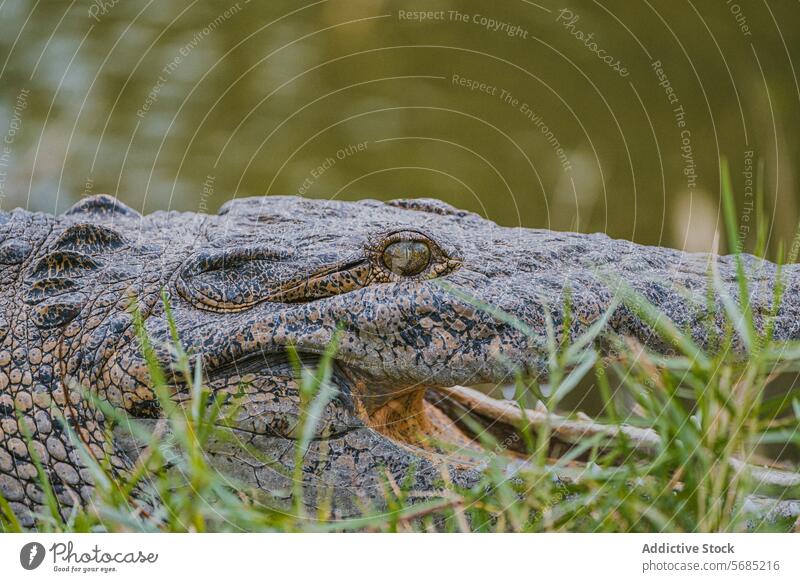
xmin=0 ymin=194 xmax=797 ymax=524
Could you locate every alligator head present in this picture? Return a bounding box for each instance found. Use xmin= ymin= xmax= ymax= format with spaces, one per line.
xmin=2 ymin=194 xmax=797 ymax=521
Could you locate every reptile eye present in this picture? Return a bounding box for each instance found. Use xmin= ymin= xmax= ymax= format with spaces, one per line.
xmin=382 ymin=240 xmax=431 ymax=276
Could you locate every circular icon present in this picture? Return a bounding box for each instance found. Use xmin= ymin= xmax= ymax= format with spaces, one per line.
xmin=20 ymin=542 xmax=46 ymax=570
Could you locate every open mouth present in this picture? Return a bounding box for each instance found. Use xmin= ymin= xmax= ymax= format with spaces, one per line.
xmin=194 ymin=345 xmax=667 ymax=474
xmin=243 ymin=351 xmax=580 ymax=467
xmin=204 ymin=349 xmax=524 ymax=465
xmin=197 ymin=337 xmax=673 ymax=480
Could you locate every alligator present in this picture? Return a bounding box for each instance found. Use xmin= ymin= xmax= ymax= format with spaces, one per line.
xmin=1 ymin=194 xmax=798 ymax=525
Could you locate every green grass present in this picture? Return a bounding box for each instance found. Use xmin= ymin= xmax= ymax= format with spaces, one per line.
xmin=2 ymin=162 xmax=800 ymax=532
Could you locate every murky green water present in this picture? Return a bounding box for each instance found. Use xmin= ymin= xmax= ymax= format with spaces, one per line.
xmin=1 ymin=0 xmax=800 ymax=252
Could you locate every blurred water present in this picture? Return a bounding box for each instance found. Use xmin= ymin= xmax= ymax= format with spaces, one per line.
xmin=1 ymin=0 xmax=799 ymax=253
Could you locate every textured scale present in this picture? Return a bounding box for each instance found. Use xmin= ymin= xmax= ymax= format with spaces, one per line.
xmin=23 ymin=278 xmax=79 ymax=304
xmin=28 ymin=251 xmax=101 ymax=280
xmin=64 ymin=194 xmax=141 ymax=218
xmin=52 ymin=223 xmax=127 ymax=254
xmin=0 ymin=240 xmax=32 ymax=265
xmin=2 ymin=193 xmax=799 ymax=525
xmin=30 ymin=293 xmax=88 ymax=328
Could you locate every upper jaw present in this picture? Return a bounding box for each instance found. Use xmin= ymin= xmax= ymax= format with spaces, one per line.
xmin=133 ymin=269 xmax=545 ymax=395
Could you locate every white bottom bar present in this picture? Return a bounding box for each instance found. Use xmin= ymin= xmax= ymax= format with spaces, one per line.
xmin=1 ymin=533 xmax=797 ymax=581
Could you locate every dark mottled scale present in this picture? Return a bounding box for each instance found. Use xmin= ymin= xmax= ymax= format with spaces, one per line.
xmin=86 ymin=313 xmax=131 ymax=351
xmin=35 ymin=365 xmax=53 ymax=383
xmin=0 ymin=239 xmax=32 ymax=265
xmin=23 ymin=277 xmax=79 ymax=304
xmin=28 ymin=250 xmax=100 ymax=280
xmin=64 ymin=194 xmax=141 ymax=218
xmin=65 ymin=350 xmax=83 ymax=374
xmin=53 ymin=223 xmax=127 ymax=253
xmin=30 ymin=293 xmax=87 ymax=329
xmin=97 ymin=264 xmax=143 ymax=282
xmin=52 ymin=417 xmax=66 ymax=437
xmin=127 ymin=398 xmax=160 ymax=418
xmin=49 ymin=473 xmax=66 ymax=495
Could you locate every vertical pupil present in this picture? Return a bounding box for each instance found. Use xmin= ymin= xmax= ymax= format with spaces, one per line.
xmin=383 ymin=241 xmax=430 ymax=275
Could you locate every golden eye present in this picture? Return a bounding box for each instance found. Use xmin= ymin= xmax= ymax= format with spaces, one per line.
xmin=382 ymin=240 xmax=431 ymax=276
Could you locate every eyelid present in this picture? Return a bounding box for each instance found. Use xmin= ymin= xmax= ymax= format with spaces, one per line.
xmin=380 ymin=230 xmax=433 ymax=246
xmin=370 ymin=229 xmax=442 ymax=256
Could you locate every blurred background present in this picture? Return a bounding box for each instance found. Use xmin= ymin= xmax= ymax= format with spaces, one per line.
xmin=1 ymin=0 xmax=799 ymax=254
